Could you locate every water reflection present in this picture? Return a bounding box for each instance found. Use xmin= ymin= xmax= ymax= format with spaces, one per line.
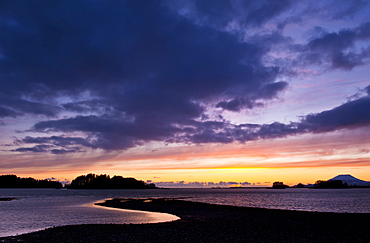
xmin=1 ymin=188 xmax=370 ymax=237
xmin=0 ymin=190 xmax=179 ymax=237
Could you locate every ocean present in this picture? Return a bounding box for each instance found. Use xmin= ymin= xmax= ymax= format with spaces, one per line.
xmin=1 ymin=188 xmax=369 ymax=237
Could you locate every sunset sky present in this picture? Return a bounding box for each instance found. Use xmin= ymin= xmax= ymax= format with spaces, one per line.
xmin=1 ymin=0 xmax=370 ymax=186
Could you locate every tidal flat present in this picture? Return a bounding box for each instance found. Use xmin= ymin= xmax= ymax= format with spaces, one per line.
xmin=1 ymin=198 xmax=370 ymax=242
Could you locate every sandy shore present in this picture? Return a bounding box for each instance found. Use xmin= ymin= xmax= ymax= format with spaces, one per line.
xmin=1 ymin=198 xmax=370 ymax=242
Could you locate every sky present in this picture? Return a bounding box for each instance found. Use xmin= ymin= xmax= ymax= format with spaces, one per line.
xmin=1 ymin=0 xmax=370 ymax=187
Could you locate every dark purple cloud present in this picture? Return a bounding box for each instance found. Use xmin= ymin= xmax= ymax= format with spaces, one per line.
xmin=216 ymin=81 xmax=288 ymax=111
xmin=216 ymin=97 xmax=262 ymax=111
xmin=50 ymin=148 xmax=80 ymax=155
xmin=166 ymin=0 xmax=293 ymax=29
xmin=0 ymin=107 xmax=17 ymax=118
xmin=298 ymin=22 xmax=370 ymax=70
xmin=12 ymin=88 xmax=370 ymax=153
xmin=330 ymin=0 xmax=369 ymax=19
xmin=11 ymin=145 xmax=53 ymax=153
xmin=16 ymin=91 xmax=369 ymax=153
xmin=180 ymin=93 xmax=370 ymax=144
xmin=20 ymin=136 xmax=90 ymax=148
xmin=302 ymin=96 xmax=370 ymax=132
xmin=366 ymin=85 xmax=370 ymax=95
xmin=0 ymin=95 xmax=60 ymax=117
xmin=2 ymin=1 xmax=370 ymax=154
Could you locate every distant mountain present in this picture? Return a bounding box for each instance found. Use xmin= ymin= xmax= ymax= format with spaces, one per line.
xmin=328 ymin=174 xmax=370 ymax=186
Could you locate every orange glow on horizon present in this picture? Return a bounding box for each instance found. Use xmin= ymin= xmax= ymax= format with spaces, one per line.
xmin=1 ymin=129 xmax=370 ymax=186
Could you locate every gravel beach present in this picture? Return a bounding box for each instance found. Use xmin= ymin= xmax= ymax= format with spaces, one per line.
xmin=1 ymin=198 xmax=369 ymax=242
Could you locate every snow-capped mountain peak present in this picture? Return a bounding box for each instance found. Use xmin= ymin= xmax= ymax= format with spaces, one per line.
xmin=328 ymin=174 xmax=370 ymax=186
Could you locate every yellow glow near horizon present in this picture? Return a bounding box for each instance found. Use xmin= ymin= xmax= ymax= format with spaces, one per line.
xmin=6 ymin=163 xmax=370 ymax=187
xmin=2 ymin=129 xmax=370 ymax=186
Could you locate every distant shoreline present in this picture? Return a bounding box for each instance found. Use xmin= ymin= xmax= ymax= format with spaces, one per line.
xmin=1 ymin=197 xmax=369 ymax=242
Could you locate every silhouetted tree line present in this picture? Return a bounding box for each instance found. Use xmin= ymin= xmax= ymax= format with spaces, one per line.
xmin=0 ymin=175 xmax=62 ymax=188
xmin=271 ymin=181 xmax=289 ymax=189
xmin=66 ymin=173 xmax=156 ymax=189
xmin=314 ymin=180 xmax=348 ymax=189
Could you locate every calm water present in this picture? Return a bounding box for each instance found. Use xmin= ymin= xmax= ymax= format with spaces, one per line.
xmin=1 ymin=188 xmax=369 ymax=237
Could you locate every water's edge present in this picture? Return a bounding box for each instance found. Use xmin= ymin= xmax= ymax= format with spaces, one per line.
xmin=0 ymin=197 xmax=180 ymax=237
xmin=1 ymin=188 xmax=370 ymax=237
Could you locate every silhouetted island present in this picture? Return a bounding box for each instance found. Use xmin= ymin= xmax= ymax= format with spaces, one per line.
xmin=65 ymin=173 xmax=156 ymax=189
xmin=0 ymin=174 xmax=62 ymax=188
xmin=269 ymin=181 xmax=289 ymax=189
xmin=314 ymin=180 xmax=348 ymax=189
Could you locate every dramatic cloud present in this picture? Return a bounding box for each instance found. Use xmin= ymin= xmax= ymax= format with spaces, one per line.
xmin=166 ymin=0 xmax=293 ymax=30
xmin=14 ymin=90 xmax=370 ymax=153
xmin=2 ymin=1 xmax=370 ymax=155
xmin=0 ymin=95 xmax=59 ymax=117
xmin=11 ymin=145 xmax=53 ymax=153
xmin=366 ymin=85 xmax=370 ymax=95
xmin=0 ymin=107 xmax=17 ymax=118
xmin=302 ymin=96 xmax=370 ymax=132
xmin=216 ymin=81 xmax=288 ymax=111
xmin=297 ymin=22 xmax=370 ymax=70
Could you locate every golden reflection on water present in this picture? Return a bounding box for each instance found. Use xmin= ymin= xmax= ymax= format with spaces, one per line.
xmin=90 ymin=201 xmax=180 ymax=223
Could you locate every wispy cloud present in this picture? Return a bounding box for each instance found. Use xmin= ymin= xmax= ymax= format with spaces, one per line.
xmin=151 ymin=180 xmax=258 ymax=188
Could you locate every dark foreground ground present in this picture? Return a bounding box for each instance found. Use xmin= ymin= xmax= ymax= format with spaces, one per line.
xmin=1 ymin=198 xmax=370 ymax=242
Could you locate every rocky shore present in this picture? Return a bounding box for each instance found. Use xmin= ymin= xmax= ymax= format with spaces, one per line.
xmin=1 ymin=198 xmax=370 ymax=242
